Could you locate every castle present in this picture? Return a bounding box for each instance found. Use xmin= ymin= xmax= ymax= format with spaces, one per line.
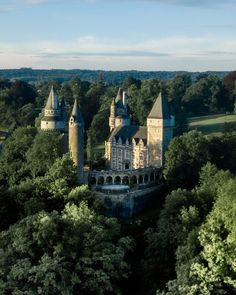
xmin=105 ymin=88 xmax=175 ymax=170
xmin=40 ymin=86 xmax=174 ymax=215
xmin=41 ymin=86 xmax=84 ymax=183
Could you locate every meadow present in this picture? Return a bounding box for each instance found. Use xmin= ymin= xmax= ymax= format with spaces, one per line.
xmin=188 ymin=113 xmax=236 ymax=136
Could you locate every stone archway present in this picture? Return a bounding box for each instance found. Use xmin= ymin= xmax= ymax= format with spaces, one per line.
xmin=150 ymin=172 xmax=154 ymax=182
xmin=90 ymin=177 xmax=97 ymax=185
xmin=106 ymin=176 xmax=113 ymax=184
xmin=114 ymin=176 xmax=121 ymax=185
xmin=144 ymin=174 xmax=149 ymax=183
xmin=131 ymin=175 xmax=137 ymax=185
xmin=97 ymin=176 xmax=104 ymax=185
xmin=122 ymin=176 xmax=129 ymax=185
xmin=138 ymin=175 xmax=143 ymax=184
xmin=155 ymin=171 xmax=159 ymax=180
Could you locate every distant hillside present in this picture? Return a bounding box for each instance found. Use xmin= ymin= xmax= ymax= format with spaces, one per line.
xmin=0 ymin=68 xmax=228 ymax=83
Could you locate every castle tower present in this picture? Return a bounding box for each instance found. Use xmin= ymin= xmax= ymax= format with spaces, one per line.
xmin=147 ymin=93 xmax=175 ymax=167
xmin=69 ymin=98 xmax=84 ymax=184
xmin=41 ymin=86 xmax=66 ymax=132
xmin=109 ymin=97 xmax=116 ymax=131
xmin=114 ymin=88 xmax=131 ymax=128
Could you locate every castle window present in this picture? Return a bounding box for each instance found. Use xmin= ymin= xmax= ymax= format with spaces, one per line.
xmin=125 ymin=163 xmax=130 ymax=170
xmin=118 ymin=149 xmax=122 ymax=157
xmin=125 ymin=150 xmax=130 ymax=159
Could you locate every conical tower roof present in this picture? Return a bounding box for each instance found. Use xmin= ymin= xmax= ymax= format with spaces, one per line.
xmin=71 ymin=97 xmax=84 ymax=124
xmin=45 ymin=86 xmax=59 ymax=110
xmin=148 ymin=92 xmax=170 ymax=119
xmin=111 ymin=97 xmax=115 ymax=106
xmin=115 ymin=88 xmax=123 ymax=103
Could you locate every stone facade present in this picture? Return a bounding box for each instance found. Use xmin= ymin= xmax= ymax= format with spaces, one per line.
xmin=105 ymin=89 xmax=174 ymax=171
xmin=41 ymin=87 xmax=84 ymax=182
xmin=68 ymin=98 xmax=84 ymax=184
xmin=40 ymin=87 xmax=174 ymax=189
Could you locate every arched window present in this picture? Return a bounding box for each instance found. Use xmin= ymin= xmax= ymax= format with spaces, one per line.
xmin=114 ymin=176 xmax=121 ymax=185
xmin=122 ymin=176 xmax=129 ymax=185
xmin=106 ymin=176 xmax=113 ymax=184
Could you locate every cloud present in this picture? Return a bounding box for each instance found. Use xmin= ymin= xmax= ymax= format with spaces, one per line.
xmin=1 ymin=35 xmax=236 ymax=70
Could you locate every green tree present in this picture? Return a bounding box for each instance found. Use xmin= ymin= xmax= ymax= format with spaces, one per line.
xmin=222 ymin=71 xmax=236 ymax=111
xmin=182 ymin=75 xmax=223 ymax=115
xmin=0 ymin=202 xmax=134 ymax=295
xmin=168 ymin=74 xmax=192 ymax=109
xmin=208 ymin=131 xmax=236 ymax=174
xmin=189 ymin=179 xmax=236 ymax=294
xmin=164 ymin=131 xmax=210 ymax=189
xmin=0 ymin=126 xmax=37 ymax=186
xmin=26 ymin=131 xmax=65 ymax=177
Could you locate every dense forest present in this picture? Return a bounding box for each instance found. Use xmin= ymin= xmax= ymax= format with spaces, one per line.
xmin=0 ymin=71 xmax=236 ymax=294
xmin=0 ymin=68 xmax=228 ymax=83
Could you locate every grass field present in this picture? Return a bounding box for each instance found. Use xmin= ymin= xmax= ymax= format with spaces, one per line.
xmin=188 ymin=113 xmax=236 ymax=136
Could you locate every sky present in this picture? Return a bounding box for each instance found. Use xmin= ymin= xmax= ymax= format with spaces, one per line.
xmin=0 ymin=0 xmax=236 ymax=71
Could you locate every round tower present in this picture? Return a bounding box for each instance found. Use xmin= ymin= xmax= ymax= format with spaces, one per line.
xmin=69 ymin=98 xmax=84 ymax=184
xmin=41 ymin=86 xmax=66 ymax=132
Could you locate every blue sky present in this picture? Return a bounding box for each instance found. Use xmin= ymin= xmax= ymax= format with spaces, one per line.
xmin=0 ymin=0 xmax=236 ymax=71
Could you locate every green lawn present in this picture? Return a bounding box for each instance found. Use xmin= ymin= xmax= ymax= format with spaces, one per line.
xmin=188 ymin=113 xmax=236 ymax=136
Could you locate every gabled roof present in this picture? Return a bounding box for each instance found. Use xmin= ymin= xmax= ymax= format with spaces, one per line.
xmin=108 ymin=125 xmax=147 ymax=145
xmin=71 ymin=97 xmax=84 ymax=124
xmin=45 ymin=86 xmax=59 ymax=110
xmin=148 ymin=92 xmax=170 ymax=119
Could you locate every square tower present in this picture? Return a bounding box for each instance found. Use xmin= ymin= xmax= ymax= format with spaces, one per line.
xmin=147 ymin=93 xmax=174 ymax=167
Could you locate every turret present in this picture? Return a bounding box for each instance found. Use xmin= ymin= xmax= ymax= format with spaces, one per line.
xmin=109 ymin=97 xmax=116 ymax=131
xmin=69 ymin=98 xmax=84 ymax=184
xmin=41 ymin=86 xmax=66 ymax=131
xmin=113 ymin=88 xmax=131 ymax=129
xmin=147 ymin=93 xmax=174 ymax=167
xmin=123 ymin=91 xmax=128 ymax=113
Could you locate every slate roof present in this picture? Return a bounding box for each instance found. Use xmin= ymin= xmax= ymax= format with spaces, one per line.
xmin=115 ymin=88 xmax=123 ymax=103
xmin=71 ymin=97 xmax=84 ymax=124
xmin=45 ymin=86 xmax=59 ymax=110
xmin=148 ymin=92 xmax=170 ymax=119
xmin=108 ymin=125 xmax=147 ymax=145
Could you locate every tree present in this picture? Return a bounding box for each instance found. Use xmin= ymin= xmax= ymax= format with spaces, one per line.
xmin=26 ymin=131 xmax=65 ymax=177
xmin=189 ymin=179 xmax=236 ymax=294
xmin=155 ymin=166 xmax=235 ymax=295
xmin=182 ymin=75 xmax=224 ymax=115
xmin=208 ymin=131 xmax=236 ymax=174
xmin=222 ymin=71 xmax=236 ymax=111
xmin=122 ymin=76 xmax=141 ymax=89
xmin=0 ymin=126 xmax=37 ymax=186
xmin=0 ymin=202 xmax=134 ymax=294
xmin=168 ymin=74 xmax=191 ymax=110
xmin=164 ymin=131 xmax=210 ymax=189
